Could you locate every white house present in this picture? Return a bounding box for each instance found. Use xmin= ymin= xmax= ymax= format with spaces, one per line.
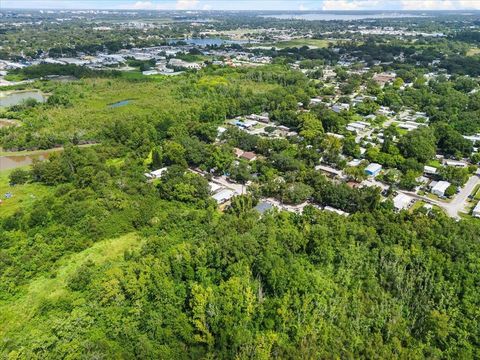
xmin=464 ymin=134 xmax=480 ymax=143
xmin=209 ymin=182 xmax=223 ymax=194
xmin=431 ymin=181 xmax=451 ymax=197
xmin=365 ymin=163 xmax=382 ymax=177
xmin=444 ymin=160 xmax=467 ymax=168
xmin=332 ymin=103 xmax=350 ymax=113
xmin=246 ymin=113 xmax=269 ymax=123
xmin=424 ymin=165 xmax=437 ymax=175
xmin=347 ymin=121 xmax=370 ymax=133
xmin=393 ymin=193 xmax=413 ymax=211
xmin=145 ymin=167 xmax=168 ymax=179
xmin=212 ymin=189 xmax=236 ymax=204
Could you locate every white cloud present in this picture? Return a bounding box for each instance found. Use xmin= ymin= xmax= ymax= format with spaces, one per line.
xmin=299 ymin=3 xmax=309 ymax=11
xmin=176 ymin=0 xmax=199 ymax=9
xmin=401 ymin=0 xmax=480 ymax=9
xmin=130 ymin=1 xmax=156 ymax=9
xmin=401 ymin=0 xmax=454 ymax=9
xmin=123 ymin=0 xmax=201 ymax=10
xmin=321 ymin=0 xmax=381 ymax=10
xmin=460 ymin=0 xmax=480 ymax=8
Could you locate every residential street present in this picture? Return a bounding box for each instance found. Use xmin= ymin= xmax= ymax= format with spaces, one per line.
xmin=400 ymin=174 xmax=480 ymax=219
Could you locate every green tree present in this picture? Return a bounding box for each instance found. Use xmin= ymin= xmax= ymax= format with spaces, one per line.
xmin=445 ymin=184 xmax=457 ymax=197
xmin=399 ymin=127 xmax=436 ymax=163
xmin=8 ymin=168 xmax=30 ymax=185
xmin=298 ymin=112 xmax=324 ymax=142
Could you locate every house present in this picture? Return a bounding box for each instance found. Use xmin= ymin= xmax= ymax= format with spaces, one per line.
xmin=168 ymin=58 xmax=202 ymax=70
xmin=246 ymin=113 xmax=269 ymax=123
xmin=212 ymin=189 xmax=236 ymax=204
xmin=416 ymin=176 xmax=430 ymax=185
xmin=398 ymin=122 xmax=419 ymax=131
xmin=472 ymin=202 xmax=480 ymax=218
xmin=464 ymin=134 xmax=480 ymax=143
xmin=332 ymin=103 xmax=350 ymax=113
xmin=240 ymin=151 xmax=257 ymax=162
xmin=393 ymin=193 xmax=414 ymax=211
xmin=346 ymin=121 xmax=369 ymax=133
xmin=209 ymin=182 xmax=223 ymax=194
xmin=444 ymin=160 xmax=467 ymax=168
xmin=239 ymin=119 xmax=257 ymax=129
xmin=373 ymin=72 xmax=396 ymax=87
xmin=145 ymin=167 xmax=168 ymax=179
xmin=326 ymin=132 xmax=345 ymax=139
xmin=377 ymin=106 xmax=394 ymax=116
xmin=365 ymin=163 xmax=382 ymax=177
xmin=424 ymin=165 xmax=437 ymax=175
xmin=431 ymin=181 xmax=451 ymax=197
xmin=347 ymin=159 xmax=362 ymax=167
xmin=315 ymin=164 xmax=343 ymax=178
xmin=142 ymin=70 xmax=160 ymax=76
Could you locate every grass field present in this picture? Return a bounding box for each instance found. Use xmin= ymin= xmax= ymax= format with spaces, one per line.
xmin=0 ymin=233 xmax=143 ymax=339
xmin=467 ymin=48 xmax=480 ymax=56
xmin=271 ymin=38 xmax=333 ymax=49
xmin=426 ymin=159 xmax=442 ymax=168
xmin=0 ymin=167 xmax=52 ymax=217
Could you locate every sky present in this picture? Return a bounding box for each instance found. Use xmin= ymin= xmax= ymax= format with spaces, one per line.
xmin=2 ymin=0 xmax=480 ymax=11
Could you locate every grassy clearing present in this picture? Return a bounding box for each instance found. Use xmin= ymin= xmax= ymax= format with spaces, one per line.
xmin=0 ymin=167 xmax=52 ymax=217
xmin=409 ymin=200 xmax=426 ymax=212
xmin=0 ymin=233 xmax=142 ymax=339
xmin=272 ymin=38 xmax=333 ymax=49
xmin=426 ymin=159 xmax=442 ymax=168
xmin=467 ymin=48 xmax=480 ymax=56
xmin=426 ymin=192 xmax=452 ymax=203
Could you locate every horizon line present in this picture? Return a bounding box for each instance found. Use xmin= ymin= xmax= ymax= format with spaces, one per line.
xmin=3 ymin=8 xmax=480 ymax=12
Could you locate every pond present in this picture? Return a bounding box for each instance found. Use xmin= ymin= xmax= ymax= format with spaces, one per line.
xmin=0 ymin=90 xmax=47 ymax=108
xmin=0 ymin=145 xmax=96 ymax=171
xmin=109 ymin=99 xmax=133 ymax=108
xmin=0 ymin=152 xmax=50 ymax=171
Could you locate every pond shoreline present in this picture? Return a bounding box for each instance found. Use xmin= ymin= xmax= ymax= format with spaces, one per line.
xmin=0 ymin=89 xmax=47 ymax=108
xmin=0 ymin=143 xmax=98 ymax=171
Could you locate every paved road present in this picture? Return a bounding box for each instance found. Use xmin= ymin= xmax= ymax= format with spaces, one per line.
xmin=399 ymin=174 xmax=480 ymax=219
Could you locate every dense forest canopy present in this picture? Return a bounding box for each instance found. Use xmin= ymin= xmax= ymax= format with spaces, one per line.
xmin=1 ymin=145 xmax=479 ymax=359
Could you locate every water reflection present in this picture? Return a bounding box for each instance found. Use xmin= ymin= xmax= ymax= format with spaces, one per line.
xmin=0 ymin=152 xmax=50 ymax=171
xmin=0 ymin=90 xmax=46 ymax=108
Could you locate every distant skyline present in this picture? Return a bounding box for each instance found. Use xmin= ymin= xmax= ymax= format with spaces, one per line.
xmin=3 ymin=0 xmax=480 ymax=11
